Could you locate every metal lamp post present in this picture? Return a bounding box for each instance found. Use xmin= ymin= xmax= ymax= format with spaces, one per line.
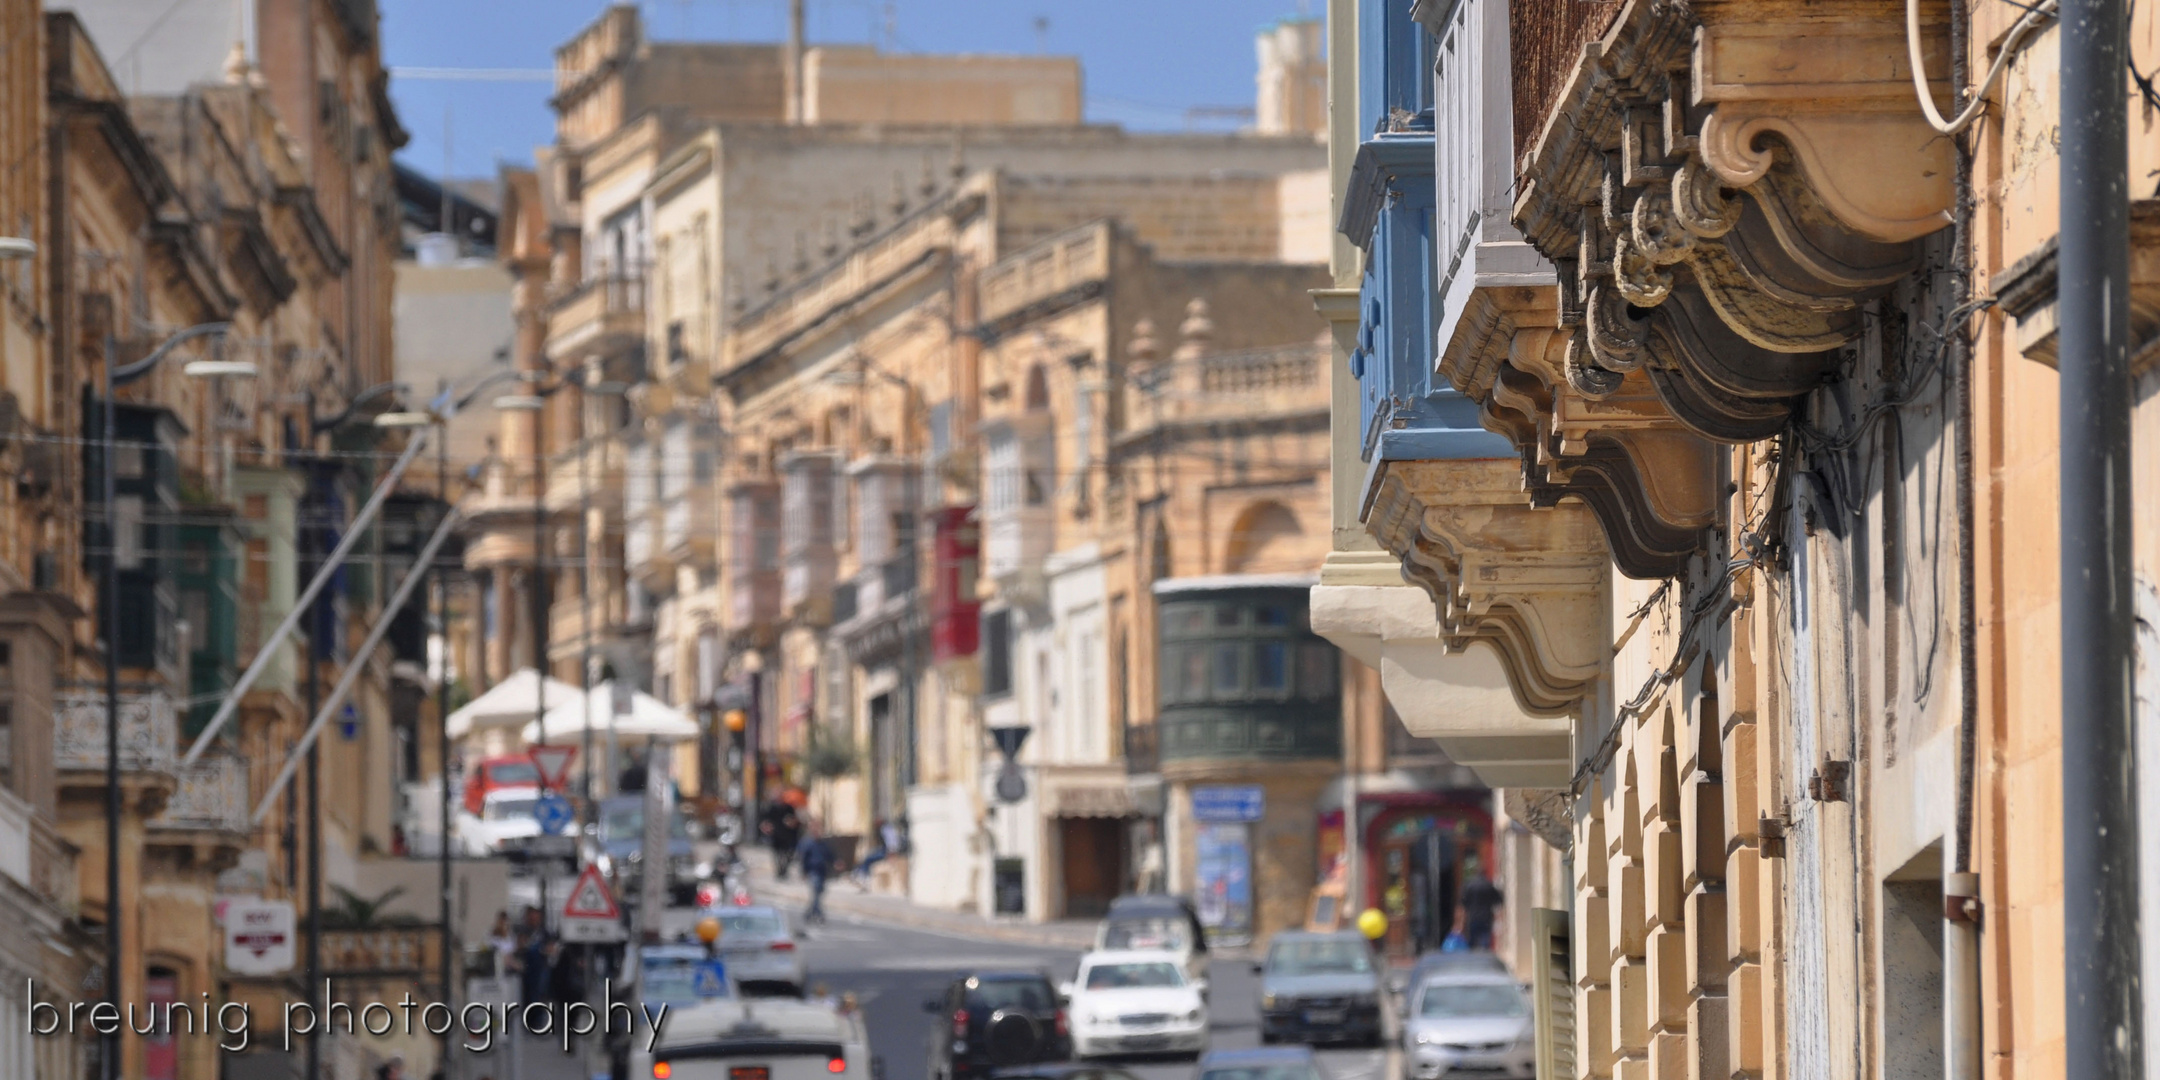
xmin=97 ymin=322 xmax=244 ymax=1080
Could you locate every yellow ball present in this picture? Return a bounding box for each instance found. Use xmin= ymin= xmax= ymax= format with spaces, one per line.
xmin=695 ymin=917 xmax=722 ymax=945
xmin=1355 ymin=908 xmax=1389 ymax=941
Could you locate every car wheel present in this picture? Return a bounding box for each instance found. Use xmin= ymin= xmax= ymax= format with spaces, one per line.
xmin=1259 ymin=1032 xmax=1276 ymax=1046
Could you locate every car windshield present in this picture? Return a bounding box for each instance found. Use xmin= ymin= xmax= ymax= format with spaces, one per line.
xmin=717 ymin=912 xmax=784 ymax=938
xmin=1200 ymin=1067 xmax=1322 ymax=1080
xmin=602 ymin=805 xmax=689 ymax=842
xmin=488 ymin=762 xmax=540 ymax=786
xmin=1418 ymin=983 xmax=1529 ymax=1019
xmin=1267 ymin=940 xmax=1372 ymax=977
xmin=486 ymin=797 xmax=537 ymax=820
xmin=1102 ymin=918 xmax=1189 ymax=951
xmin=1084 ymin=962 xmax=1185 ymax=989
xmin=970 ymin=979 xmax=1056 ymax=1011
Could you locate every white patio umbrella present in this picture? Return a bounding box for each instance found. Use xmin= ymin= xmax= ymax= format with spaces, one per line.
xmin=519 ymin=680 xmax=699 ymax=746
xmin=444 ymin=668 xmax=581 ymax=739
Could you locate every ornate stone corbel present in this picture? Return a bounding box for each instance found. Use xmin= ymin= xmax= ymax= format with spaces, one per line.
xmin=1510 ymin=0 xmax=1951 ymax=443
xmin=1441 ymin=286 xmax=1720 ymax=580
xmin=1366 ymin=458 xmax=1609 ymax=717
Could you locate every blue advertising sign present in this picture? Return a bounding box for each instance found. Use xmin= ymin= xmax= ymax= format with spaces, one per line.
xmin=1194 ymin=822 xmax=1254 ymax=945
xmin=1191 ymin=785 xmax=1265 ymax=822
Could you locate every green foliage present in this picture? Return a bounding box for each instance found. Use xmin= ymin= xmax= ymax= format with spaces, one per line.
xmin=802 ymin=729 xmax=862 ymax=781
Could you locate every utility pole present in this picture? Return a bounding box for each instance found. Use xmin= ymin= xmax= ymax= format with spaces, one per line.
xmin=2059 ymin=1 xmax=2143 ymax=1078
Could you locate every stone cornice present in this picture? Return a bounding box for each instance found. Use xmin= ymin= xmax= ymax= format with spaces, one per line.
xmin=1365 ymin=458 xmax=1608 ymax=717
xmin=1510 ymin=0 xmax=1949 ymax=442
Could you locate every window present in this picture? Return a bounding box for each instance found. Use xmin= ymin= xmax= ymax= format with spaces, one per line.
xmin=982 ymin=610 xmax=1014 ymax=697
xmin=1212 ymin=644 xmax=1244 ymax=696
xmin=1300 ymin=643 xmax=1340 ymax=698
xmin=0 ymin=702 xmax=13 ymax=775
xmin=1255 ymin=642 xmax=1290 ymax=694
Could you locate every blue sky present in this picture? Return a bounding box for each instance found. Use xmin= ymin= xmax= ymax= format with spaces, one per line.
xmin=381 ymin=0 xmax=1321 ymax=179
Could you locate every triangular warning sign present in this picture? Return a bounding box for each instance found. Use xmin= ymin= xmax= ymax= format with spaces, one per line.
xmin=562 ymin=864 xmax=620 ymax=921
xmin=529 ymin=745 xmax=577 ymax=790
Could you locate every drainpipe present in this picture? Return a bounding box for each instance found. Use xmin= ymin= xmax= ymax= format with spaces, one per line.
xmin=2059 ymin=2 xmax=2144 ymax=1078
xmin=1945 ymin=1 xmax=1981 ymax=1075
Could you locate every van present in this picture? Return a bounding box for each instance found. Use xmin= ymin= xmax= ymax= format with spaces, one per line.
xmin=633 ymin=998 xmax=873 ymax=1080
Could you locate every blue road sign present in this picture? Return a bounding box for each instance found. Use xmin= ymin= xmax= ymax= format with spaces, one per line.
xmin=693 ymin=960 xmax=730 ymax=999
xmin=533 ymin=793 xmax=574 ymax=835
xmin=1191 ymin=785 xmax=1265 ymax=823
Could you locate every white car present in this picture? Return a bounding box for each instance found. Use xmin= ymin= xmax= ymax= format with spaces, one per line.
xmin=1094 ymin=896 xmax=1210 ymax=995
xmin=457 ymin=786 xmax=543 ymax=855
xmin=1063 ymin=950 xmax=1210 ymax=1059
xmin=632 ymin=997 xmax=872 ymax=1080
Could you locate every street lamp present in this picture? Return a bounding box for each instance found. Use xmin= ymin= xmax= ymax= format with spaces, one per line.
xmin=297 ymin=378 xmax=404 ymax=1080
xmin=373 ymin=391 xmax=458 ymax=1076
xmin=97 ymin=322 xmax=244 ymax=1080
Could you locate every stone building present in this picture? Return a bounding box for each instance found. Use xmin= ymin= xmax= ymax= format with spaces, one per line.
xmin=460 ymin=4 xmax=1331 ymax=843
xmin=1316 ymin=0 xmax=2160 ymax=1077
xmin=12 ymin=2 xmax=416 ymax=1078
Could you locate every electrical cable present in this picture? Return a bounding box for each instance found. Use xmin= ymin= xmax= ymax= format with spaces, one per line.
xmin=1906 ymin=0 xmax=2058 ymax=134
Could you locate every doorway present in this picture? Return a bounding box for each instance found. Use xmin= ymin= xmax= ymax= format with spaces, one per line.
xmin=1059 ymin=816 xmax=1127 ymax=917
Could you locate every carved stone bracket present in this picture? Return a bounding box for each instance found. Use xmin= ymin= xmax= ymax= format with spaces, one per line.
xmin=1511 ymin=0 xmax=1950 ymax=442
xmin=1365 ymin=458 xmax=1609 ymax=717
xmin=1441 ymin=284 xmax=1719 ymax=579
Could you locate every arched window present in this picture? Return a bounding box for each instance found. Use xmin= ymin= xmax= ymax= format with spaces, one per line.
xmin=1222 ymin=502 xmax=1305 ymax=574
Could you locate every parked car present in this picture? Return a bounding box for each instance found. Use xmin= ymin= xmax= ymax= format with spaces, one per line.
xmin=1253 ymin=931 xmax=1384 ymax=1047
xmin=1390 ymin=949 xmax=1509 ymax=1003
xmin=461 ymin=756 xmax=542 ymax=815
xmin=990 ymin=1065 xmax=1142 ymax=1080
xmin=1092 ymin=895 xmax=1210 ymax=992
xmin=924 ymin=970 xmax=1071 ymax=1080
xmin=700 ymin=904 xmax=808 ymax=996
xmin=1400 ymin=972 xmax=1534 ymax=1080
xmin=636 ymin=942 xmax=734 ymax=1008
xmin=1194 ymin=1047 xmax=1327 ymax=1080
xmin=457 ymin=786 xmax=543 ymax=855
xmin=591 ymin=794 xmax=703 ymax=906
xmin=1062 ymin=951 xmax=1208 ymax=1060
xmin=631 ymin=997 xmax=873 ymax=1080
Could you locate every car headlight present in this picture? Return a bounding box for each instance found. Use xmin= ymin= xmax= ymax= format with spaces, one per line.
xmin=1415 ymin=1030 xmax=1443 ymax=1046
xmin=1261 ymin=993 xmax=1278 ymax=1009
xmin=1351 ymin=991 xmax=1378 ymax=1006
xmin=1183 ymin=1008 xmax=1202 ymax=1022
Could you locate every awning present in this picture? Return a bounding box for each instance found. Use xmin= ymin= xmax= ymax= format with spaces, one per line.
xmin=445 ymin=669 xmax=581 ymax=739
xmin=519 ymin=680 xmax=699 ymax=745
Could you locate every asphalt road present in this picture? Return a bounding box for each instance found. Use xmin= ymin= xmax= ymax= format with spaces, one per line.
xmin=790 ymin=912 xmax=1396 ymax=1080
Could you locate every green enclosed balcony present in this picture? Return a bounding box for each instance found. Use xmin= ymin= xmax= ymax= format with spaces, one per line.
xmin=1152 ymin=582 xmax=1341 ymax=768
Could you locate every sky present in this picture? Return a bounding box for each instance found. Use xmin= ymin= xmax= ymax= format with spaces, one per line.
xmin=380 ymin=0 xmax=1322 ymax=180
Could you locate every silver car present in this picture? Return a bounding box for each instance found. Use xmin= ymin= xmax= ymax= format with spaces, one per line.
xmin=707 ymin=904 xmax=808 ymax=995
xmin=1401 ymin=972 xmax=1535 ymax=1080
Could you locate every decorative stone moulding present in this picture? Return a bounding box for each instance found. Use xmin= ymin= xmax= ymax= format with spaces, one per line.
xmin=1510 ymin=0 xmax=1952 ymax=443
xmin=1310 ymin=560 xmax=1575 ymax=788
xmin=1364 ymin=457 xmax=1609 ymax=718
xmin=1442 ymin=284 xmax=1719 ymax=580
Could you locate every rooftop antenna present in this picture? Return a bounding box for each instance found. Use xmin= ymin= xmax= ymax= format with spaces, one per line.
xmin=1032 ymin=15 xmax=1049 ymax=54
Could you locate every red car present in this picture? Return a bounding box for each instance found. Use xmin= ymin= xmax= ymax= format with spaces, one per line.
xmin=462 ymin=756 xmax=543 ymax=815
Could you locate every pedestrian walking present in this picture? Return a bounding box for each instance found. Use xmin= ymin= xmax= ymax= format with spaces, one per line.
xmin=796 ymin=820 xmax=834 ymax=924
xmin=1459 ymin=872 xmax=1503 ymax=950
xmin=764 ymin=799 xmax=802 ymax=880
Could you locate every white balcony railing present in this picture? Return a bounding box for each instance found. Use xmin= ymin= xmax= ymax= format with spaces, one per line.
xmin=151 ymin=754 xmax=250 ymax=834
xmin=56 ymin=687 xmax=178 ymax=774
xmin=0 ymin=787 xmax=77 ymax=914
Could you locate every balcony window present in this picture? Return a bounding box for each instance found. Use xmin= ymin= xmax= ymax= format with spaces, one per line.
xmin=1361 ymin=0 xmax=1437 ymax=133
xmin=929 ymin=507 xmax=981 ymax=662
xmin=981 ymin=609 xmax=1014 ymax=697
